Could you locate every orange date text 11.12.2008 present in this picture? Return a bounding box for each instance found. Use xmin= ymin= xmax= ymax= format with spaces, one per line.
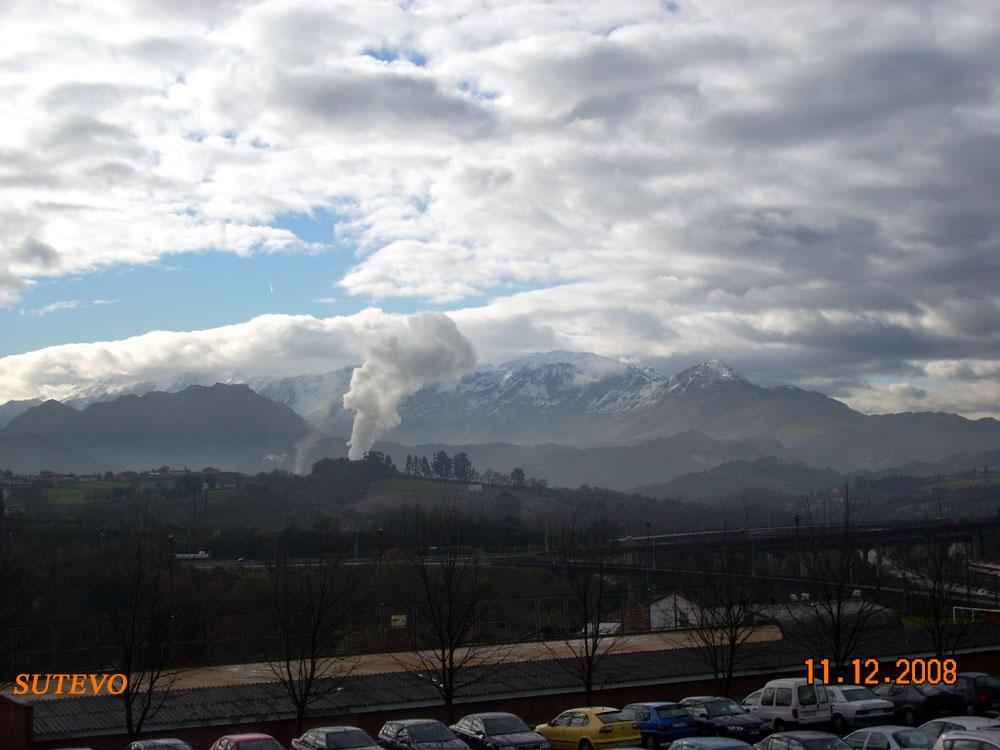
xmin=804 ymin=658 xmax=957 ymax=685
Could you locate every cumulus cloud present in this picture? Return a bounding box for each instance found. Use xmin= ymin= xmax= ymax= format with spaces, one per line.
xmin=1 ymin=0 xmax=999 ymax=416
xmin=0 ymin=309 xmax=425 ymax=402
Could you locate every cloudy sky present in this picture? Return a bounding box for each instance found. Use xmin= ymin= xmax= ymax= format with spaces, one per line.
xmin=1 ymin=0 xmax=998 ymax=417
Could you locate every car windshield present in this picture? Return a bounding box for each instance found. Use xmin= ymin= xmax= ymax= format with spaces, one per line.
xmin=841 ymin=689 xmax=877 ymax=702
xmin=802 ymin=739 xmax=851 ymax=750
xmin=240 ymin=741 xmax=284 ymax=750
xmin=975 ymin=676 xmax=1000 ymax=690
xmin=656 ymin=707 xmax=690 ymax=720
xmin=706 ymin=701 xmax=745 ymax=718
xmin=328 ymin=731 xmax=377 ymax=749
xmin=483 ymin=717 xmax=531 ymax=735
xmin=892 ymin=730 xmax=935 ymax=748
xmin=597 ymin=711 xmax=629 ymax=724
xmin=409 ymin=724 xmax=456 ymax=743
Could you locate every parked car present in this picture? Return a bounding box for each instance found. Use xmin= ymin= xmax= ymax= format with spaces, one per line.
xmin=918 ymin=718 xmax=1000 ymax=740
xmin=931 ymin=729 xmax=1000 ymax=750
xmin=826 ymin=686 xmax=896 ymax=732
xmin=743 ymin=692 xmax=764 ymax=711
xmin=670 ymin=738 xmax=755 ymax=750
xmin=953 ymin=674 xmax=1000 ymax=717
xmin=535 ymin=707 xmax=641 ymax=750
xmin=622 ymin=701 xmax=699 ymax=748
xmin=680 ymin=697 xmax=769 ymax=740
xmin=209 ymin=735 xmax=286 ymax=750
xmin=872 ymin=684 xmax=966 ymax=726
xmin=755 ymin=731 xmax=851 ymax=750
xmin=292 ymin=726 xmax=381 ymax=750
xmin=844 ymin=726 xmax=936 ymax=750
xmin=127 ymin=741 xmax=194 ymax=750
xmin=378 ymin=720 xmax=469 ymax=750
xmin=745 ymin=679 xmax=832 ymax=731
xmin=451 ymin=712 xmax=550 ymax=750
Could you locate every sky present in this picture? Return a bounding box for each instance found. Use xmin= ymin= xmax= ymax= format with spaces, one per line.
xmin=1 ymin=0 xmax=999 ymax=418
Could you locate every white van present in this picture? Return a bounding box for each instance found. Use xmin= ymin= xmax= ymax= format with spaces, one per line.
xmin=746 ymin=678 xmax=832 ymax=730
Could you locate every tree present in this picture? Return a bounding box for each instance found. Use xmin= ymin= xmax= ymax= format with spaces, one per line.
xmin=432 ymin=451 xmax=453 ymax=479
xmin=390 ymin=503 xmax=511 ymax=721
xmin=420 ymin=456 xmax=431 ymax=477
xmin=94 ymin=507 xmax=183 ymax=739
xmin=681 ymin=527 xmax=767 ymax=695
xmin=547 ymin=518 xmax=621 ymax=704
xmin=262 ymin=536 xmax=358 ymax=735
xmin=511 ymin=467 xmax=525 ymax=486
xmin=906 ymin=534 xmax=978 ymax=658
xmin=405 ymin=455 xmax=414 ymax=475
xmin=785 ymin=485 xmax=882 ymax=670
xmin=452 ymin=453 xmax=473 ymax=482
xmin=0 ymin=530 xmax=33 ymax=684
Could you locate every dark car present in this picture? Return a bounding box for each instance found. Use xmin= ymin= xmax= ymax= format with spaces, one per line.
xmin=623 ymin=702 xmax=699 ymax=748
xmin=127 ymin=741 xmax=194 ymax=750
xmin=681 ymin=697 xmax=769 ymax=740
xmin=953 ymin=674 xmax=1000 ymax=717
xmin=451 ymin=712 xmax=550 ymax=750
xmin=872 ymin=684 xmax=966 ymax=726
xmin=378 ymin=720 xmax=470 ymax=750
xmin=671 ymin=739 xmax=754 ymax=750
xmin=292 ymin=726 xmax=381 ymax=750
xmin=755 ymin=731 xmax=852 ymax=750
xmin=210 ymin=735 xmax=286 ymax=750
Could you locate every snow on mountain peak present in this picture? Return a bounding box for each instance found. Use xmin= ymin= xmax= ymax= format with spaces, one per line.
xmin=667 ymin=359 xmax=748 ymax=393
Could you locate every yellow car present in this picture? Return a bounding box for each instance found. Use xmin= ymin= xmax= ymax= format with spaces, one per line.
xmin=536 ymin=707 xmax=641 ymax=750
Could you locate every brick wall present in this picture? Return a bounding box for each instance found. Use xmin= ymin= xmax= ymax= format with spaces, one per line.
xmin=0 ymin=694 xmax=33 ymax=750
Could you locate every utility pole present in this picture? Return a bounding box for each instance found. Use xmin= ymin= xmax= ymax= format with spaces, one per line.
xmin=645 ymin=520 xmax=652 ymax=598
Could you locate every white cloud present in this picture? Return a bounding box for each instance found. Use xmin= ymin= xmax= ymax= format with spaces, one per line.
xmin=24 ymin=298 xmax=117 ymax=315
xmin=1 ymin=0 xmax=999 ymax=415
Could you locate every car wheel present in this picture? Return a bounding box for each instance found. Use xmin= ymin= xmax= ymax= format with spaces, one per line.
xmin=903 ymin=709 xmax=916 ymax=726
xmin=832 ymin=714 xmax=847 ymax=733
xmin=644 ymin=736 xmax=657 ymax=750
xmin=773 ymin=720 xmax=786 ymax=732
xmin=580 ymin=740 xmax=594 ymax=750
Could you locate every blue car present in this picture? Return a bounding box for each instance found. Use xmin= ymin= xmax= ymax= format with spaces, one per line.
xmin=623 ymin=702 xmax=700 ymax=749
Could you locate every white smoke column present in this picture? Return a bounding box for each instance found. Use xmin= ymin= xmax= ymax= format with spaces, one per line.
xmin=343 ymin=312 xmax=477 ymax=459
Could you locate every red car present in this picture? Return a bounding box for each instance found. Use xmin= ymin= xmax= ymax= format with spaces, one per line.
xmin=209 ymin=734 xmax=286 ymax=750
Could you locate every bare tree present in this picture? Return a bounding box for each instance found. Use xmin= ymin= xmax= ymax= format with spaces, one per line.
xmin=682 ymin=528 xmax=767 ymax=695
xmin=263 ymin=535 xmax=358 ymax=735
xmin=95 ymin=507 xmax=183 ymax=739
xmin=548 ymin=517 xmax=622 ymax=705
xmin=389 ymin=502 xmax=512 ymax=722
xmin=0 ymin=530 xmax=33 ymax=684
xmin=906 ymin=534 xmax=978 ymax=658
xmin=785 ymin=485 xmax=883 ymax=670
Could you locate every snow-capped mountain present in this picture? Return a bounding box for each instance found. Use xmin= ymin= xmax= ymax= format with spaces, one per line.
xmin=6 ymin=351 xmax=1000 ymax=475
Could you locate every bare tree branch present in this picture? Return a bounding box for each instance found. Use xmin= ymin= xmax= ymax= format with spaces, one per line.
xmin=545 ymin=517 xmax=623 ymax=705
xmin=388 ymin=499 xmax=514 ymax=722
xmin=263 ymin=531 xmax=359 ymax=735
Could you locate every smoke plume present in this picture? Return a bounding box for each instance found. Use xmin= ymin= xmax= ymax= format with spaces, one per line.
xmin=343 ymin=312 xmax=477 ymax=459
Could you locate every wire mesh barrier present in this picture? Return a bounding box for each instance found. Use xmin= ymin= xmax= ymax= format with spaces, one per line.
xmin=0 ymin=580 xmax=937 ymax=676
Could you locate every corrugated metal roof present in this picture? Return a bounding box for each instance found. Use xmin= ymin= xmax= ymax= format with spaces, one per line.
xmin=31 ymin=623 xmax=1000 ymax=741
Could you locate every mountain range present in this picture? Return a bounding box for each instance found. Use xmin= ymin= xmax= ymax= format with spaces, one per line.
xmin=2 ymin=351 xmax=1000 ymax=492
